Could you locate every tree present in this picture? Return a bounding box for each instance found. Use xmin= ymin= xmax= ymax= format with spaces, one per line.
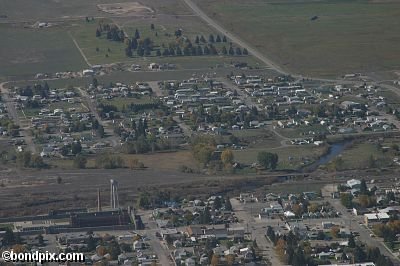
xmin=96 ymin=28 xmax=101 ymax=37
xmin=235 ymin=47 xmax=242 ymax=55
xmin=211 ymin=255 xmax=220 ymax=266
xmin=71 ymin=141 xmax=82 ymax=155
xmin=348 ymin=233 xmax=356 ymax=248
xmin=203 ymin=46 xmax=210 ymax=55
xmin=257 ymin=151 xmax=278 ymax=170
xmin=200 ymin=35 xmax=206 ymax=43
xmin=37 ymin=234 xmax=44 ymax=246
xmin=134 ymin=29 xmax=140 ymax=39
xmin=222 ymin=35 xmax=227 ymax=42
xmin=150 ymin=23 xmax=155 ymax=30
xmin=340 ymin=193 xmax=353 ymax=208
xmin=331 ymin=226 xmax=340 ymax=238
xmin=196 ymin=45 xmax=203 ymax=56
xmin=213 ymin=197 xmax=222 ymax=210
xmin=131 ymin=38 xmax=138 ymax=50
xmin=221 ymin=149 xmax=234 ymax=166
xmin=208 ymin=34 xmax=215 ymax=43
xmin=228 ymin=46 xmax=235 ymax=55
xmin=156 ymin=50 xmax=161 ymax=56
xmin=125 ymin=47 xmax=133 ymax=57
xmin=97 ymin=125 xmax=105 ymax=138
xmin=176 ymin=46 xmax=183 ymax=56
xmin=194 ymin=35 xmax=200 ymax=44
xmin=92 ymin=77 xmax=98 ymax=88
xmin=360 ymin=179 xmax=368 ymax=195
xmin=73 ymin=154 xmax=87 ymax=169
xmin=221 ymin=46 xmax=227 ymax=55
xmin=243 ymin=48 xmax=249 ymax=55
xmin=216 ymin=34 xmax=221 ymax=42
xmin=3 ymin=228 xmax=15 ymax=245
xmin=225 ymin=198 xmax=232 ymax=211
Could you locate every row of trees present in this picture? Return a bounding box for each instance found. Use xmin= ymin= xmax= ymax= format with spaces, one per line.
xmin=194 ymin=34 xmax=227 ymax=44
xmin=126 ymin=43 xmax=248 ymax=57
xmin=96 ymin=23 xmax=125 ymax=42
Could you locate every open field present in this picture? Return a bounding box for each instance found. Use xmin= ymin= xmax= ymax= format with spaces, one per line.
xmin=5 ymin=67 xmax=272 ymax=89
xmin=0 ymin=0 xmax=191 ymax=22
xmin=0 ymin=24 xmax=86 ymax=78
xmin=194 ymin=0 xmax=400 ymax=77
xmin=233 ymin=144 xmax=326 ymax=170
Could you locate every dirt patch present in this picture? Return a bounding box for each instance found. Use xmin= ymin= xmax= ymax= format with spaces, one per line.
xmin=97 ymin=2 xmax=154 ymax=15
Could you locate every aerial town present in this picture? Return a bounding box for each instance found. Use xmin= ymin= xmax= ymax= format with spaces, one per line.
xmin=1 ymin=0 xmax=400 ymax=265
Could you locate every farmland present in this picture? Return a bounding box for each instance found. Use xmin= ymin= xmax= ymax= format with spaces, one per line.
xmin=194 ymin=0 xmax=400 ymax=77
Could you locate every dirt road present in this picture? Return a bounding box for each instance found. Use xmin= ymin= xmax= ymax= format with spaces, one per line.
xmin=182 ymin=0 xmax=288 ymax=75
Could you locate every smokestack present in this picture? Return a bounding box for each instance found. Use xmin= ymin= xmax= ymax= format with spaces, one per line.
xmin=97 ymin=188 xmax=102 ymax=212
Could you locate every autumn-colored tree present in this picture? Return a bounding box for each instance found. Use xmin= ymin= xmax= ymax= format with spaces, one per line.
xmin=275 ymin=238 xmax=287 ymax=262
xmin=97 ymin=245 xmax=107 ymax=256
xmin=292 ymin=204 xmax=303 ymax=217
xmin=221 ymin=149 xmax=234 ymax=166
xmin=308 ymin=203 xmax=319 ymax=213
xmin=211 ymin=254 xmax=220 ymax=266
xmin=331 ymin=226 xmax=340 ymax=238
xmin=225 ymin=254 xmax=235 ymax=265
xmin=12 ymin=244 xmax=25 ymax=253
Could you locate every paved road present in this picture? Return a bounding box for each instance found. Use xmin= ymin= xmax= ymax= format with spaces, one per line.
xmin=230 ymin=198 xmax=285 ymax=266
xmin=76 ymin=87 xmax=118 ymax=147
xmin=322 ymin=186 xmax=400 ymax=262
xmin=0 ymin=82 xmax=37 ymax=153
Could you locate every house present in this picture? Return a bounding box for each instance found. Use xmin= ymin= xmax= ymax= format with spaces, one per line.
xmin=347 ymin=179 xmax=361 ymax=189
xmin=133 ymin=240 xmax=144 ymax=250
xmin=364 ymin=213 xmax=390 ymax=226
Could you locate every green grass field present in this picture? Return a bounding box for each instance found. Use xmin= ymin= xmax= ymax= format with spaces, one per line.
xmin=233 ymin=144 xmax=325 ymax=170
xmin=195 ymin=0 xmax=400 ymax=77
xmin=0 ymin=25 xmax=86 ymax=77
xmin=70 ymin=17 xmax=257 ymax=66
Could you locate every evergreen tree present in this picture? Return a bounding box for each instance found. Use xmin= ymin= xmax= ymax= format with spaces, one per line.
xmin=221 ymin=46 xmax=228 ymax=55
xmin=200 ymin=35 xmax=206 ymax=43
xmin=131 ymin=38 xmax=138 ymax=49
xmin=162 ymin=48 xmax=170 ymax=56
xmin=176 ymin=46 xmax=183 ymax=56
xmin=209 ymin=45 xmax=218 ymax=55
xmin=150 ymin=23 xmax=155 ymax=30
xmin=195 ymin=35 xmax=200 ymax=44
xmin=243 ymin=48 xmax=249 ymax=55
xmin=348 ymin=233 xmax=356 ymax=248
xmin=216 ymin=34 xmax=221 ymax=42
xmin=203 ymin=46 xmax=210 ymax=55
xmin=208 ymin=34 xmax=215 ymax=43
xmin=183 ymin=46 xmax=191 ymax=56
xmin=197 ymin=45 xmax=203 ymax=56
xmin=125 ymin=47 xmax=133 ymax=57
xmin=228 ymin=46 xmax=235 ymax=55
xmin=137 ymin=46 xmax=144 ymax=56
xmin=134 ymin=29 xmax=140 ymax=39
xmin=235 ymin=47 xmax=242 ymax=55
xmin=156 ymin=50 xmax=161 ymax=56
xmin=169 ymin=47 xmax=175 ymax=56
xmin=222 ymin=35 xmax=227 ymax=42
xmin=96 ymin=28 xmax=101 ymax=37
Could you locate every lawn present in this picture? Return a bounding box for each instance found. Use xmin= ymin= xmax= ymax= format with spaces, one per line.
xmin=233 ymin=144 xmax=326 ymax=170
xmin=71 ymin=16 xmax=257 ymax=66
xmin=0 ymin=24 xmax=86 ymax=78
xmin=194 ymin=0 xmax=400 ymax=77
xmin=98 ymin=96 xmax=156 ymax=111
xmin=339 ymin=141 xmax=392 ymax=169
